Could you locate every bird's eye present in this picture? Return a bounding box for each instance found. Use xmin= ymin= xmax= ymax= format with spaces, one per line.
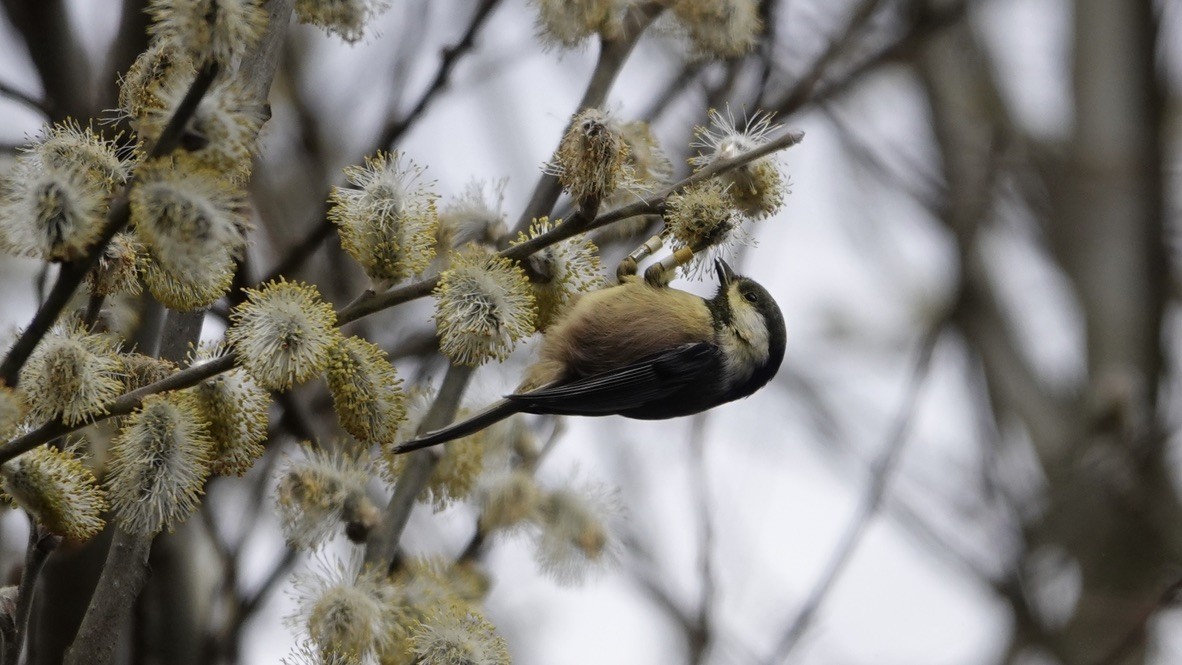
xmin=743 ymin=291 xmax=758 ymax=303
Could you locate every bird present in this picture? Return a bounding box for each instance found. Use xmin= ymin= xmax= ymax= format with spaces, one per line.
xmin=392 ymin=258 xmax=785 ymax=453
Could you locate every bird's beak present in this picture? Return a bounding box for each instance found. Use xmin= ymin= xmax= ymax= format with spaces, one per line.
xmin=715 ymin=259 xmax=736 ymax=287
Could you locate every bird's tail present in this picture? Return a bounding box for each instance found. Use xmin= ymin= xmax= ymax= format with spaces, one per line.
xmin=391 ymin=398 xmax=520 ymax=454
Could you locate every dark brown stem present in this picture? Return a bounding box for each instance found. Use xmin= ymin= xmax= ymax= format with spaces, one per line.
xmin=62 ymin=529 xmax=153 ymax=665
xmin=0 ymin=0 xmax=86 ymax=121
xmin=0 ymin=61 xmax=220 ymax=388
xmin=640 ymin=62 xmax=706 ymax=123
xmin=259 ymin=201 xmax=335 ymax=284
xmin=1 ymin=520 xmax=61 ymax=665
xmin=376 ymin=0 xmax=502 ymax=150
xmin=688 ymin=411 xmax=717 ymax=664
xmin=335 ymin=280 xmax=437 ymax=326
xmin=457 ymin=530 xmax=487 ymax=564
xmin=0 ymin=353 xmax=235 ymax=466
xmin=363 ymin=363 xmax=474 ymax=573
xmin=776 ymin=1 xmax=968 ymax=116
xmin=1089 ymin=579 xmax=1182 ymax=665
xmin=762 ymin=0 xmax=883 ymax=110
xmin=0 ymin=79 xmax=52 ymax=118
xmin=239 ymin=548 xmax=299 ymax=618
xmin=513 ymin=2 xmax=666 ymax=233
xmin=82 ymin=294 xmax=105 ymax=331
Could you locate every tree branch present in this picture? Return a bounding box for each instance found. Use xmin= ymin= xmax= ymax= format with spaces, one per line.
xmin=769 ymin=327 xmax=943 ymax=661
xmin=61 ymin=529 xmax=153 ymax=665
xmin=760 ymin=0 xmax=884 ymax=110
xmin=259 ymin=0 xmax=502 ymax=284
xmin=376 ymin=0 xmax=502 ymax=149
xmin=688 ymin=412 xmax=718 ymax=665
xmin=0 ymin=0 xmax=89 ymax=121
xmin=0 ymin=79 xmax=52 ymax=118
xmin=0 ymin=60 xmax=220 ymax=388
xmin=1 ymin=519 xmax=60 ymax=665
xmin=363 ymin=363 xmax=474 ymax=572
xmin=513 ymin=1 xmax=666 ymax=232
xmin=772 ymin=0 xmax=968 ymax=117
xmin=0 ymin=353 xmax=236 ymax=466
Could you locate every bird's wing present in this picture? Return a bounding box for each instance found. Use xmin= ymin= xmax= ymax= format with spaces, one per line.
xmin=393 ymin=343 xmax=719 ymax=454
xmin=509 ymin=342 xmax=719 ymax=415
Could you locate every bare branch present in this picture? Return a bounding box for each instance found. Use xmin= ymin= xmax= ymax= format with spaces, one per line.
xmin=61 ymin=529 xmax=152 ymax=665
xmin=688 ymin=412 xmax=718 ymax=665
xmin=513 ymin=1 xmax=666 ymax=233
xmin=1 ymin=519 xmax=61 ymax=665
xmin=377 ymin=0 xmax=502 ymax=149
xmin=0 ymin=353 xmax=235 ymax=466
xmin=1089 ymin=580 xmax=1182 ymax=665
xmin=363 ymin=363 xmax=473 ymax=572
xmin=761 ymin=0 xmax=884 ymax=110
xmin=259 ymin=0 xmax=504 ymax=285
xmin=0 ymin=79 xmax=52 ymax=118
xmin=0 ymin=60 xmax=221 ymax=388
xmin=773 ymin=0 xmax=969 ymax=117
xmin=770 ymin=327 xmax=943 ymax=661
xmin=0 ymin=0 xmax=88 ymax=120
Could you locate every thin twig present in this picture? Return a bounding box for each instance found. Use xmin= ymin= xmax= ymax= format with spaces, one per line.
xmin=1 ymin=519 xmax=61 ymax=665
xmin=258 ymin=201 xmax=334 ymax=284
xmin=513 ymin=1 xmax=666 ymax=233
xmin=376 ymin=0 xmax=502 ymax=149
xmin=259 ymin=1 xmax=502 ymax=285
xmin=769 ymin=327 xmax=943 ymax=662
xmin=688 ymin=411 xmax=717 ymax=664
xmin=0 ymin=79 xmax=52 ymax=118
xmin=192 ymin=493 xmax=236 ymax=665
xmin=62 ymin=528 xmax=153 ymax=665
xmin=238 ymin=548 xmax=300 ymax=618
xmin=82 ymin=294 xmax=106 ymax=330
xmin=0 ymin=353 xmax=235 ymax=466
xmin=784 ymin=1 xmax=969 ymax=115
xmin=0 ymin=60 xmax=220 ymax=388
xmin=640 ymin=61 xmax=706 ymax=123
xmin=761 ymin=0 xmax=884 ymax=110
xmin=364 ymin=363 xmax=473 ymax=573
xmin=455 ymin=419 xmax=567 ymax=564
xmin=507 ymin=128 xmax=806 ymax=257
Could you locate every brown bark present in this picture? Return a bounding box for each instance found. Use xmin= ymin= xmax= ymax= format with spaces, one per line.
xmin=919 ymin=2 xmax=1181 ymax=663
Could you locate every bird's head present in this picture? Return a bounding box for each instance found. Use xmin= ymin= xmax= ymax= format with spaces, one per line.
xmin=709 ymin=259 xmax=787 ymax=393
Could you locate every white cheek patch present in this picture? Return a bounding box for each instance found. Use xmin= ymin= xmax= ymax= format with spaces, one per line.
xmin=719 ymin=297 xmax=771 ymax=388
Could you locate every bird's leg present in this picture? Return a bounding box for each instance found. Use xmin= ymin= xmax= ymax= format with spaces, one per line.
xmin=616 ymin=235 xmax=665 ymax=281
xmin=643 ymin=246 xmax=695 ymax=286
